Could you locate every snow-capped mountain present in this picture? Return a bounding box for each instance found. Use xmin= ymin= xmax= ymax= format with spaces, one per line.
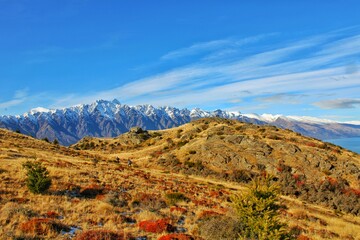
xmin=242 ymin=113 xmax=337 ymax=124
xmin=0 ymin=99 xmax=359 ymax=145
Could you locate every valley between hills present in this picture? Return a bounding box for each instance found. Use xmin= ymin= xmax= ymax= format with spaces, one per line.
xmin=0 ymin=118 xmax=360 ymax=239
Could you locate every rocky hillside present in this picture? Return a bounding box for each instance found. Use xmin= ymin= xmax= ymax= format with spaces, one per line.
xmin=74 ymin=118 xmax=360 ymax=215
xmin=1 ymin=99 xmax=360 ymax=145
xmin=1 ymin=120 xmax=360 ymax=239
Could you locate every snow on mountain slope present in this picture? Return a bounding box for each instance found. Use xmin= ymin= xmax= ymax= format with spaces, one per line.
xmin=0 ymin=99 xmax=359 ymax=145
xmin=242 ymin=113 xmax=344 ymax=125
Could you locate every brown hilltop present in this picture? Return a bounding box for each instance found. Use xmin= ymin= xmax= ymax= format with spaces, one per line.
xmin=1 ymin=119 xmax=360 ymax=239
xmin=73 ymin=117 xmax=360 ymax=189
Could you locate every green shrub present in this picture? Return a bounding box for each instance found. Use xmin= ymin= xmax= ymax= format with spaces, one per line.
xmin=231 ymin=175 xmax=287 ymax=240
xmin=22 ymin=161 xmax=51 ymax=194
xmin=165 ymin=192 xmax=188 ymax=206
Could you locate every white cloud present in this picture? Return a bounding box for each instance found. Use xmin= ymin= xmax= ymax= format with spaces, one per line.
xmin=160 ymin=33 xmax=274 ymax=60
xmin=0 ymin=88 xmax=28 ymax=109
xmin=46 ymin=29 xmax=360 ymax=114
xmin=0 ymin=98 xmax=25 ymax=109
xmin=314 ymin=98 xmax=360 ymax=109
xmin=14 ymin=88 xmax=28 ymax=99
xmin=161 ymin=39 xmax=231 ymax=60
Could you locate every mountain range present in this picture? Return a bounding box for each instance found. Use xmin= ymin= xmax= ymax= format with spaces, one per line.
xmin=0 ymin=99 xmax=359 ymax=145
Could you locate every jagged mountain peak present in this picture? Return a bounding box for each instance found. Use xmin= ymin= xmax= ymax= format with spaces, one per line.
xmin=0 ymin=99 xmax=359 ymax=146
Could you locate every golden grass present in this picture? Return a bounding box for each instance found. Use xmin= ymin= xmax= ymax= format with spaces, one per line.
xmin=1 ymin=119 xmax=360 ymax=239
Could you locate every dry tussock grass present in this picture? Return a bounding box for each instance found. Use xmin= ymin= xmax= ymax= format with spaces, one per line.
xmin=1 ymin=119 xmax=360 ymax=239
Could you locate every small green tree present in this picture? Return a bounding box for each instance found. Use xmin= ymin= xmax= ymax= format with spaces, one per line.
xmin=22 ymin=161 xmax=51 ymax=194
xmin=232 ymin=175 xmax=287 ymax=240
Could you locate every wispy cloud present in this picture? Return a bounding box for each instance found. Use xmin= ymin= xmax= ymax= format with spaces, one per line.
xmin=314 ymin=99 xmax=360 ymax=109
xmin=160 ymin=33 xmax=274 ymax=60
xmin=161 ymin=39 xmax=231 ymax=60
xmin=43 ymin=28 xmax=360 ymax=117
xmin=257 ymin=93 xmax=307 ymax=104
xmin=0 ymin=88 xmax=28 ymax=109
xmin=0 ymin=99 xmax=25 ymax=109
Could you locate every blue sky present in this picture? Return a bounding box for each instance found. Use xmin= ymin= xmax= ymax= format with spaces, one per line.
xmin=0 ymin=1 xmax=359 ymax=121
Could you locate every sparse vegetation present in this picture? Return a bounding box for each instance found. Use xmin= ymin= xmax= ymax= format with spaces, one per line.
xmin=1 ymin=119 xmax=360 ymax=240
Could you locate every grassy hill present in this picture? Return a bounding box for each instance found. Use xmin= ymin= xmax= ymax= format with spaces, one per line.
xmin=1 ymin=118 xmax=359 ymax=239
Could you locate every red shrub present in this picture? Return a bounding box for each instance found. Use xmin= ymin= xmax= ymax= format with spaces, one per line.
xmin=155 ymin=151 xmax=163 ymax=156
xmin=326 ymin=177 xmax=338 ymax=186
xmin=95 ymin=194 xmax=106 ymax=201
xmin=208 ymin=191 xmax=221 ymax=198
xmin=139 ymin=219 xmax=170 ymax=233
xmin=170 ymin=206 xmax=187 ymax=214
xmin=296 ymin=181 xmax=305 ymax=187
xmin=158 ymin=233 xmax=194 ymax=240
xmin=344 ymin=188 xmax=360 ymax=197
xmin=192 ymin=199 xmax=208 ymax=206
xmin=306 ymin=142 xmax=316 ymax=147
xmin=75 ymin=230 xmax=125 ymax=240
xmin=198 ymin=210 xmax=221 ymax=219
xmin=293 ymin=174 xmax=299 ymax=180
xmin=46 ymin=211 xmax=59 ymax=219
xmin=20 ymin=218 xmax=69 ymax=235
xmin=297 ymin=234 xmax=311 ymax=240
xmin=260 ymin=170 xmax=268 ymax=178
xmin=10 ymin=197 xmax=29 ymax=204
xmin=351 ymin=188 xmax=360 ymax=196
xmin=332 ymin=149 xmax=341 ymax=154
xmin=220 ymin=189 xmax=230 ymax=195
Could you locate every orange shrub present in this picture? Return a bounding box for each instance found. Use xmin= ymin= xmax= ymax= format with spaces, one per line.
xmin=139 ymin=219 xmax=170 ymax=233
xmin=46 ymin=211 xmax=59 ymax=219
xmin=170 ymin=206 xmax=187 ymax=214
xmin=20 ymin=218 xmax=69 ymax=235
xmin=297 ymin=235 xmax=311 ymax=240
xmin=198 ymin=210 xmax=221 ymax=219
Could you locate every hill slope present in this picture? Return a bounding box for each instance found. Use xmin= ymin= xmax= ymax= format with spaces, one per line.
xmin=1 ymin=119 xmax=360 ymax=239
xmin=74 ymin=118 xmax=360 ymax=188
